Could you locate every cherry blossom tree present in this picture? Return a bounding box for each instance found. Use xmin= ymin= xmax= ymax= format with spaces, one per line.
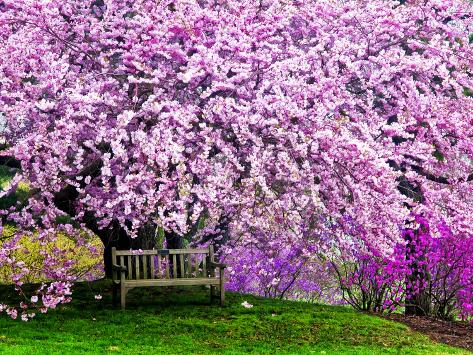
xmin=0 ymin=0 xmax=472 ymax=318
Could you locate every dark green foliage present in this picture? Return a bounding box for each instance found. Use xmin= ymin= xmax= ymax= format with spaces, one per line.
xmin=433 ymin=149 xmax=445 ymax=162
xmin=464 ymin=86 xmax=473 ymax=98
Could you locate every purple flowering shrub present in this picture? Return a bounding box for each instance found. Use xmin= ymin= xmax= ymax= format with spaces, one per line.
xmin=327 ymin=215 xmax=473 ymax=320
xmin=329 ymin=234 xmax=406 ymax=313
xmin=224 ymin=246 xmax=339 ymax=302
xmin=222 ymin=228 xmax=340 ymax=303
xmin=403 ymin=216 xmax=473 ymax=321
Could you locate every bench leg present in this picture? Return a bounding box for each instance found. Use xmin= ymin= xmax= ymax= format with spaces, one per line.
xmin=112 ymin=283 xmax=118 ymax=307
xmin=121 ymin=285 xmax=126 ymax=310
xmin=220 ymin=286 xmax=225 ymax=306
xmin=210 ymin=286 xmax=216 ymax=304
xmin=219 ymin=269 xmax=225 ymax=306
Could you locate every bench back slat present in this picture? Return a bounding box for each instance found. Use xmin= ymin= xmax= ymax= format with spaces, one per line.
xmin=193 ymin=254 xmax=197 ymax=277
xmin=119 ymin=255 xmax=125 ymax=278
xmin=209 ymin=245 xmax=215 ymax=278
xmin=134 ymin=255 xmax=139 ymax=279
xmin=186 ymin=254 xmax=192 ymax=278
xmin=191 ymin=254 xmax=195 ymax=277
xmin=143 ymin=255 xmax=148 ymax=279
xmin=112 ymin=248 xmax=117 ymax=281
xmin=202 ymin=255 xmax=207 ymax=277
xmin=191 ymin=255 xmax=194 ymax=277
xmin=172 ymin=254 xmax=177 ymax=278
xmin=183 ymin=255 xmax=187 ymax=277
xmin=127 ymin=256 xmax=132 ymax=279
xmin=165 ymin=255 xmax=170 ymax=279
xmin=179 ymin=254 xmax=185 ymax=278
xmin=150 ymin=255 xmax=155 ymax=279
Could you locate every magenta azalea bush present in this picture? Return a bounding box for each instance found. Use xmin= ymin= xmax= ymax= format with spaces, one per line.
xmin=402 ymin=216 xmax=473 ymax=321
xmin=0 ymin=0 xmax=472 ymax=320
xmin=329 ymin=236 xmax=407 ymax=314
xmin=327 ymin=215 xmax=473 ymax=320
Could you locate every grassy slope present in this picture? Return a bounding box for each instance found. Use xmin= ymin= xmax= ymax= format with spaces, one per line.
xmin=0 ymin=281 xmax=468 ymax=354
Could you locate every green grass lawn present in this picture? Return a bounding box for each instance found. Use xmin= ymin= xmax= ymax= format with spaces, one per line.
xmin=0 ymin=281 xmax=468 ymax=354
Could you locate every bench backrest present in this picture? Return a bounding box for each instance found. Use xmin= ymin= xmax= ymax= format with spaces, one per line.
xmin=111 ymin=246 xmax=216 ymax=281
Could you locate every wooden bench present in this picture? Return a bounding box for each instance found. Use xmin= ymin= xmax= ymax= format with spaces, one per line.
xmin=111 ymin=245 xmax=226 ymax=309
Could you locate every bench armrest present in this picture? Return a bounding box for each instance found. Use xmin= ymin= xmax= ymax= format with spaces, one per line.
xmin=112 ymin=264 xmax=127 ymax=272
xmin=209 ymin=261 xmax=227 ymax=269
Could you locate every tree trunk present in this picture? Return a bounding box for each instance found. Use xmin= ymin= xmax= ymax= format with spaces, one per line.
xmin=404 ymin=228 xmax=431 ymax=316
xmin=165 ymin=231 xmax=183 ymax=249
xmin=405 ymin=292 xmax=431 ymax=316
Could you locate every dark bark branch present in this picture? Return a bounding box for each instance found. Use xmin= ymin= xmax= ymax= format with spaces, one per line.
xmin=0 ymin=155 xmax=21 ymax=169
xmin=409 ymin=164 xmax=473 ymax=184
xmin=410 ymin=164 xmax=449 ymax=184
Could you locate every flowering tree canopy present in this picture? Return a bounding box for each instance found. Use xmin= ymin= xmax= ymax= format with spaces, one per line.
xmin=0 ymin=0 xmax=472 ymax=318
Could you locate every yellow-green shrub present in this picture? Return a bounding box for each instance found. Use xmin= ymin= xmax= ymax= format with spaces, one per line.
xmin=0 ymin=226 xmax=104 ymax=284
